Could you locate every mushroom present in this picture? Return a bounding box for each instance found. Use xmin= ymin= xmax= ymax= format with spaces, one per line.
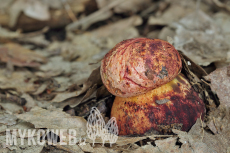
xmin=100 ymin=38 xmax=206 ymax=135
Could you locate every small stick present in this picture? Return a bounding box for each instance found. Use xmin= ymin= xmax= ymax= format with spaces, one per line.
xmin=201 ymin=79 xmax=210 ymax=86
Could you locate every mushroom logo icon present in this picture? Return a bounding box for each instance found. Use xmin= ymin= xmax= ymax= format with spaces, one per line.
xmin=87 ymin=107 xmax=118 ymax=147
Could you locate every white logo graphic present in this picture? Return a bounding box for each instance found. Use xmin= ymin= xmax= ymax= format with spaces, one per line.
xmin=87 ymin=107 xmax=118 ymax=147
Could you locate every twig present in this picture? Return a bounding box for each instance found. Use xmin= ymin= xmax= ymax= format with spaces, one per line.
xmin=201 ymin=79 xmax=210 ymax=86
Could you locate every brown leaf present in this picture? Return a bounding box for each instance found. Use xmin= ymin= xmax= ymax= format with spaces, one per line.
xmin=174 ymin=10 xmax=229 ymax=66
xmin=96 ymin=85 xmax=111 ymax=100
xmin=204 ymin=65 xmax=230 ymax=107
xmin=0 ymin=68 xmax=37 ymax=93
xmin=16 ymin=106 xmax=87 ymax=132
xmin=155 ymin=137 xmax=180 ymax=152
xmin=0 ymin=113 xmax=17 ymax=126
xmin=49 ymin=92 xmax=78 ymax=103
xmin=126 ymin=144 xmax=159 ymax=153
xmin=66 ymin=0 xmax=125 ymax=31
xmin=91 ymin=16 xmax=142 ymax=48
xmin=188 ymin=116 xmax=230 ymax=153
xmin=0 ymin=43 xmax=47 ymax=67
xmin=0 ymin=26 xmax=21 ymax=39
xmin=23 ymin=0 xmax=50 ymax=21
xmin=173 ymin=126 xmax=215 ymax=153
xmin=113 ymin=0 xmax=151 ymax=14
xmin=148 ymin=4 xmax=194 ymax=26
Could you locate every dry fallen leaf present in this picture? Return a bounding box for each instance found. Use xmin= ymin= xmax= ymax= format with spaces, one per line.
xmin=173 ymin=126 xmax=216 ymax=153
xmin=97 ymin=0 xmax=151 ymax=14
xmin=188 ymin=117 xmax=230 ymax=153
xmin=23 ymin=0 xmax=50 ymax=21
xmin=126 ymin=144 xmax=158 ymax=153
xmin=154 ymin=137 xmax=180 ymax=152
xmin=39 ymin=56 xmax=71 ymax=76
xmin=49 ymin=92 xmax=78 ymax=103
xmin=91 ymin=15 xmax=141 ymax=49
xmin=16 ymin=106 xmax=87 ymax=134
xmin=0 ymin=137 xmax=44 ymax=153
xmin=0 ymin=26 xmax=21 ymax=39
xmin=70 ymin=61 xmax=100 ymax=85
xmin=66 ymin=0 xmax=128 ymax=31
xmin=9 ymin=0 xmax=50 ymax=27
xmin=0 ymin=43 xmax=47 ymax=67
xmin=0 ymin=102 xmax=24 ymax=114
xmin=0 ymin=113 xmax=17 ymax=126
xmin=148 ymin=4 xmax=194 ymax=26
xmin=0 ymin=68 xmax=37 ymax=93
xmin=173 ymin=10 xmax=230 ymax=66
xmin=78 ymin=143 xmax=94 ymax=152
xmin=213 ymin=12 xmax=230 ymax=67
xmin=71 ymin=35 xmax=102 ymax=61
xmin=204 ymin=65 xmax=230 ymax=107
xmin=18 ymin=35 xmax=50 ymax=47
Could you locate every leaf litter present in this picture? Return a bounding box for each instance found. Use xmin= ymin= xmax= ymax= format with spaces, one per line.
xmin=0 ymin=0 xmax=230 ymax=152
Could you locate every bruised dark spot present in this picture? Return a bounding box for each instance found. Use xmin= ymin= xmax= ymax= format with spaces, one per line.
xmin=157 ymin=66 xmax=168 ymax=79
xmin=145 ymin=70 xmax=154 ymax=80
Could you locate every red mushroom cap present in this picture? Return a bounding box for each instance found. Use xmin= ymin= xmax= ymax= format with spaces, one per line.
xmin=100 ymin=38 xmax=182 ymax=97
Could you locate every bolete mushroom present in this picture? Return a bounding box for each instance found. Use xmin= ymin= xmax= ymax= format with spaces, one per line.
xmin=100 ymin=38 xmax=206 ymax=135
